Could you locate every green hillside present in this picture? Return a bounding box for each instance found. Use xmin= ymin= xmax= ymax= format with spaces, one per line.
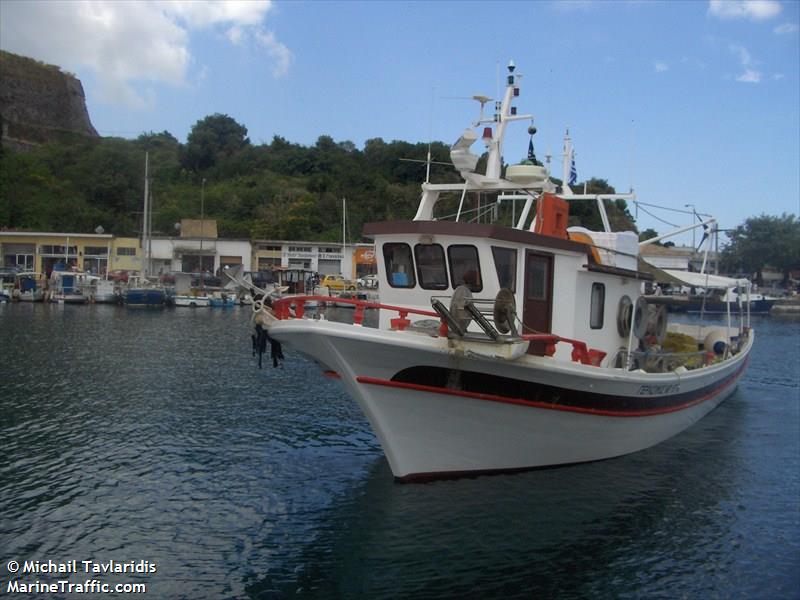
xmin=0 ymin=113 xmax=636 ymax=240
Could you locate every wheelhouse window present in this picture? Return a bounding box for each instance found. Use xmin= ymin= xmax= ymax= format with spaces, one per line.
xmin=414 ymin=244 xmax=448 ymax=290
xmin=448 ymin=245 xmax=482 ymax=292
xmin=383 ymin=243 xmax=416 ymax=288
xmin=526 ymin=258 xmax=548 ymax=300
xmin=491 ymin=246 xmax=517 ymax=292
xmin=590 ymin=283 xmax=605 ymax=329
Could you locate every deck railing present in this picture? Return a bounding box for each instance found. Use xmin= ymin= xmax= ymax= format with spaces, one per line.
xmin=269 ymin=295 xmax=608 ymax=367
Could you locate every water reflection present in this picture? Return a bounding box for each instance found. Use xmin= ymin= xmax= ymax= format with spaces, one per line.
xmin=245 ymin=390 xmax=749 ymax=599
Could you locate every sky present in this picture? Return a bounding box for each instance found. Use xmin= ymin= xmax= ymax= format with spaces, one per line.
xmin=1 ymin=0 xmax=798 ymax=244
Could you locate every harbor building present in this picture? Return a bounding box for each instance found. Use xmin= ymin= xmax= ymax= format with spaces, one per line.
xmin=2 ymin=225 xmax=377 ymax=281
xmin=148 ymin=219 xmax=252 ymax=275
xmin=0 ymin=231 xmax=142 ymax=276
xmin=252 ymin=240 xmax=377 ymax=279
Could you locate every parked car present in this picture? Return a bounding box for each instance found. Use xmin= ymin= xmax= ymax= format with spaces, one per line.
xmin=321 ymin=274 xmax=356 ymax=291
xmin=108 ymin=269 xmax=131 ymax=282
xmin=358 ymin=274 xmax=379 ymax=289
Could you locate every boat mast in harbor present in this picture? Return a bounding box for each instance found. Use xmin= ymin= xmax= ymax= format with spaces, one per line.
xmin=142 ymin=152 xmax=150 ymax=278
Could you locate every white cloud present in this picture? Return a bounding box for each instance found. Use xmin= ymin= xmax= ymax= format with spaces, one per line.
xmin=772 ymin=73 xmax=785 ymax=80
xmin=730 ymin=44 xmax=762 ymax=83
xmin=708 ymin=0 xmax=782 ymax=21
xmin=774 ymin=22 xmax=800 ymax=34
xmin=654 ymin=61 xmax=669 ymax=73
xmin=255 ymin=30 xmax=292 ymax=78
xmin=736 ymin=69 xmax=762 ymax=83
xmin=0 ymin=0 xmax=291 ymax=110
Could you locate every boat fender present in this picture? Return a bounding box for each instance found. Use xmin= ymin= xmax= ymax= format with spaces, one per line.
xmin=617 ymin=295 xmax=632 ymax=337
xmin=703 ymin=329 xmax=728 ymax=356
xmin=632 ymin=299 xmax=648 ymax=340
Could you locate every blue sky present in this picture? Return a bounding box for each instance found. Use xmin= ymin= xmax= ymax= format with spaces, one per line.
xmin=1 ymin=0 xmax=798 ymax=243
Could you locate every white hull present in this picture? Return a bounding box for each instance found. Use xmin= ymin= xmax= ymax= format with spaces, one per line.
xmin=92 ymin=293 xmax=119 ymax=304
xmin=18 ymin=290 xmax=44 ymax=302
xmin=51 ymin=293 xmax=87 ymax=304
xmin=174 ymin=295 xmax=210 ymax=307
xmin=270 ymin=319 xmax=752 ymax=479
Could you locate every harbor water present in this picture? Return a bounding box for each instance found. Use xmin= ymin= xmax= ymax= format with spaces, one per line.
xmin=1 ymin=303 xmax=798 ymax=599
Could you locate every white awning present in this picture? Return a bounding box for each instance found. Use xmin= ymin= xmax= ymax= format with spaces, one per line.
xmin=661 ymin=269 xmax=750 ymax=290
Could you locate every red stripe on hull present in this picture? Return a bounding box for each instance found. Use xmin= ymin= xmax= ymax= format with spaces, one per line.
xmin=356 ymin=359 xmax=747 ymax=418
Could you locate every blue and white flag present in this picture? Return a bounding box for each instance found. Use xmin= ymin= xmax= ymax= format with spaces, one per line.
xmin=569 ymin=153 xmax=577 ymax=186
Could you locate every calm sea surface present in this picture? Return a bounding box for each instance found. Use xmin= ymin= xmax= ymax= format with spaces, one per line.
xmin=1 ymin=303 xmax=798 ymax=599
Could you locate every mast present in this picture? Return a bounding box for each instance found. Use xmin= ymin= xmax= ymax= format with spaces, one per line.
xmin=142 ymin=152 xmax=149 ymax=278
xmin=562 ymin=129 xmax=573 ymax=195
xmin=147 ymin=187 xmax=154 ymax=278
xmin=342 ymin=197 xmax=347 ymax=274
xmin=483 ymin=61 xmax=532 ymax=180
xmin=200 ymin=178 xmax=206 ymax=293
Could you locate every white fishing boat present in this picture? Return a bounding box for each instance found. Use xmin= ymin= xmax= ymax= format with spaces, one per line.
xmin=174 ymin=293 xmax=211 ymax=308
xmin=88 ymin=276 xmax=119 ymax=304
xmin=171 ymin=272 xmax=210 ymax=307
xmin=48 ymin=270 xmax=89 ymax=304
xmin=14 ymin=272 xmax=46 ymax=302
xmin=258 ymin=61 xmax=754 ymax=481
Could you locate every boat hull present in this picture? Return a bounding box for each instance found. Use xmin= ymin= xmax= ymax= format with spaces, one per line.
xmin=270 ymin=320 xmax=752 ymax=479
xmin=174 ymin=295 xmax=210 ymax=307
xmin=124 ymin=288 xmax=165 ymax=307
xmin=669 ymin=297 xmax=774 ymax=315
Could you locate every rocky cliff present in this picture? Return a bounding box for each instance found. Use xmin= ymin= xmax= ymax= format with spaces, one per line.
xmin=0 ymin=50 xmax=98 ymax=150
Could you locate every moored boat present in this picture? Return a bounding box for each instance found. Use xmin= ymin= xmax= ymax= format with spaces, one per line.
xmin=88 ymin=276 xmax=120 ymax=304
xmin=257 ymin=61 xmax=754 ymax=481
xmin=123 ymin=275 xmax=165 ymax=307
xmin=14 ymin=272 xmax=46 ymax=302
xmin=48 ymin=270 xmax=89 ymax=304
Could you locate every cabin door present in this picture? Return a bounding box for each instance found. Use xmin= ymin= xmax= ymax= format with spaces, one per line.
xmin=523 ymin=251 xmax=554 ymax=355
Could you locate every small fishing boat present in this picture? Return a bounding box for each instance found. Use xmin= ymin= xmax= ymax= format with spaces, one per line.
xmin=14 ymin=272 xmax=46 ymax=302
xmin=209 ymin=292 xmax=236 ymax=307
xmin=171 ymin=272 xmax=210 ymax=307
xmin=88 ymin=277 xmax=119 ymax=304
xmin=48 ymin=270 xmax=89 ymax=304
xmin=123 ymin=275 xmax=165 ymax=307
xmin=662 ymin=274 xmax=776 ymax=315
xmin=174 ymin=293 xmax=211 ymax=307
xmin=257 ymin=61 xmax=754 ymax=481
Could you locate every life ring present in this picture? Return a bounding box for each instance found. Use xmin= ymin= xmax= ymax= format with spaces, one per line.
xmin=617 ymin=295 xmax=632 ymax=337
xmin=632 ymin=299 xmax=648 ymax=340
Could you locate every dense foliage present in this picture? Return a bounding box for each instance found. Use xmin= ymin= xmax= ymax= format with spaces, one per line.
xmin=0 ymin=113 xmax=637 ymax=241
xmin=720 ymin=213 xmax=800 ymax=285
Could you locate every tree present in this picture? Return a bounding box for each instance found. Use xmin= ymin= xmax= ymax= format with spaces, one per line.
xmin=639 ymin=228 xmax=659 ymax=243
xmin=566 ymin=178 xmax=636 ymax=231
xmin=185 ymin=114 xmax=250 ymax=172
xmin=720 ymin=213 xmax=800 ymax=285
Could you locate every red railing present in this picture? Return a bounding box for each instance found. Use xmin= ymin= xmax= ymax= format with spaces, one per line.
xmin=270 ymin=295 xmax=606 ymax=366
xmin=521 ymin=334 xmax=607 ymax=366
xmin=271 ymin=295 xmax=439 ymax=330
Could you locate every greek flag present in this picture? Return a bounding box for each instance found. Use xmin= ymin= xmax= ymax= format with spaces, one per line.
xmin=569 ymin=153 xmax=577 ymax=186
